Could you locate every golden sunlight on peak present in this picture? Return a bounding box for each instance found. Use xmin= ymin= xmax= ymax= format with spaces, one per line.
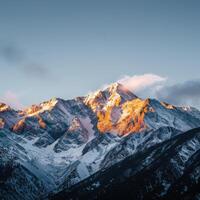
xmin=25 ymin=105 xmax=41 ymax=115
xmin=84 ymin=82 xmax=137 ymax=113
xmin=108 ymin=82 xmax=130 ymax=93
xmin=23 ymin=98 xmax=58 ymax=116
xmin=161 ymin=102 xmax=176 ymax=110
xmin=85 ymin=88 xmax=122 ymax=112
xmin=0 ymin=103 xmax=11 ymax=112
xmin=84 ymin=82 xmax=153 ymax=135
xmin=107 ymin=82 xmax=121 ymax=92
xmin=86 ymin=90 xmax=153 ymax=135
xmin=12 ymin=99 xmax=57 ymax=133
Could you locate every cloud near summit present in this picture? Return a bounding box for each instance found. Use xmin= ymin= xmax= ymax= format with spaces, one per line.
xmin=156 ymin=80 xmax=200 ymax=108
xmin=118 ymin=74 xmax=167 ymax=92
xmin=117 ymin=73 xmax=200 ymax=109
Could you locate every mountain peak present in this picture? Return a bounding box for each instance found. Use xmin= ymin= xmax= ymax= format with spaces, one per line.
xmin=84 ymin=82 xmax=147 ymax=135
xmin=104 ymin=82 xmax=138 ymax=101
xmin=84 ymin=82 xmax=137 ymax=110
xmin=23 ymin=98 xmax=59 ymax=116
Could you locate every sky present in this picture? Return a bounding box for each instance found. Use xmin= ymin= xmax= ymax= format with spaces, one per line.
xmin=0 ymin=0 xmax=200 ymax=109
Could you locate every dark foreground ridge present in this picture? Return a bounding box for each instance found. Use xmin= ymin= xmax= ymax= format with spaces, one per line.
xmin=52 ymin=127 xmax=200 ymax=200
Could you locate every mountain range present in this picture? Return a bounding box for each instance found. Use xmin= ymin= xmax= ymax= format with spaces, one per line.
xmin=0 ymin=83 xmax=200 ymax=200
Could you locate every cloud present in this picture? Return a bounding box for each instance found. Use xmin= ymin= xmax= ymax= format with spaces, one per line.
xmin=118 ymin=73 xmax=167 ymax=94
xmin=0 ymin=91 xmax=24 ymax=110
xmin=156 ymin=80 xmax=200 ymax=108
xmin=0 ymin=44 xmax=23 ymax=63
xmin=22 ymin=63 xmax=50 ymax=78
xmin=0 ymin=43 xmax=50 ymax=79
xmin=117 ymin=74 xmax=200 ymax=109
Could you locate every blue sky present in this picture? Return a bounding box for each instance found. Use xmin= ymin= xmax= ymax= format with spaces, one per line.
xmin=0 ymin=0 xmax=200 ymax=108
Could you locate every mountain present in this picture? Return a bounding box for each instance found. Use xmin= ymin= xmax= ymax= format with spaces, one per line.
xmin=53 ymin=127 xmax=200 ymax=200
xmin=0 ymin=83 xmax=200 ymax=200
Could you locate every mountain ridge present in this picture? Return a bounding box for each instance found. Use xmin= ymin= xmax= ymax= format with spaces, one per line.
xmin=0 ymin=82 xmax=200 ymax=199
xmin=1 ymin=82 xmax=199 ymax=135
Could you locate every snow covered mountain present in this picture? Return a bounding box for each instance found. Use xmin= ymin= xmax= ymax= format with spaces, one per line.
xmin=0 ymin=83 xmax=200 ymax=200
xmin=54 ymin=127 xmax=200 ymax=200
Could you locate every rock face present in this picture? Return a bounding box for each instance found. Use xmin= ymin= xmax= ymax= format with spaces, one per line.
xmin=85 ymin=83 xmax=199 ymax=135
xmin=0 ymin=83 xmax=200 ymax=200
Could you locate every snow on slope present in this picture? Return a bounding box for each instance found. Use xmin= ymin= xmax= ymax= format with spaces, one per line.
xmin=0 ymin=82 xmax=200 ymax=199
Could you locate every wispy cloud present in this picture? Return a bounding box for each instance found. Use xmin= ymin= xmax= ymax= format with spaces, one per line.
xmin=156 ymin=80 xmax=200 ymax=108
xmin=22 ymin=63 xmax=50 ymax=78
xmin=118 ymin=73 xmax=167 ymax=94
xmin=0 ymin=42 xmax=50 ymax=79
xmin=117 ymin=74 xmax=200 ymax=109
xmin=0 ymin=44 xmax=23 ymax=63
